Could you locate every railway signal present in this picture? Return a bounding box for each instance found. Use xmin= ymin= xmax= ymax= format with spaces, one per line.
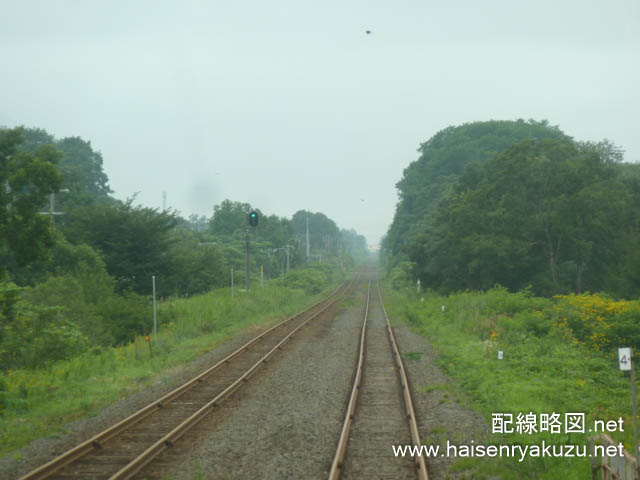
xmin=245 ymin=230 xmax=250 ymax=290
xmin=249 ymin=211 xmax=259 ymax=227
xmin=246 ymin=210 xmax=258 ymax=290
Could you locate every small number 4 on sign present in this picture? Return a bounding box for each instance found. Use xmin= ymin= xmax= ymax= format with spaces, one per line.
xmin=619 ymin=348 xmax=632 ymax=371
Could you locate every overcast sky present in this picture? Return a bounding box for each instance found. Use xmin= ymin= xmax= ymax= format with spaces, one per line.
xmin=2 ymin=1 xmax=638 ymax=246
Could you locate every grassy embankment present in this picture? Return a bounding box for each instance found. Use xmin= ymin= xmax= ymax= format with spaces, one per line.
xmin=0 ymin=264 xmax=345 ymax=459
xmin=383 ymin=284 xmax=638 ymax=480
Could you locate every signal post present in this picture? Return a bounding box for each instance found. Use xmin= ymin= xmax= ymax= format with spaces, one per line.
xmin=246 ymin=210 xmax=259 ymax=290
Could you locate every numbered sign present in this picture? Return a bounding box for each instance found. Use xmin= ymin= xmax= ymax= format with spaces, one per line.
xmin=619 ymin=348 xmax=632 ymax=371
xmin=498 ymin=350 xmax=504 ymax=360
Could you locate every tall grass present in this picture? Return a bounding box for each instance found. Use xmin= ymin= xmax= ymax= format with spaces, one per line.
xmin=0 ymin=273 xmax=343 ymax=458
xmin=383 ymin=285 xmax=635 ymax=480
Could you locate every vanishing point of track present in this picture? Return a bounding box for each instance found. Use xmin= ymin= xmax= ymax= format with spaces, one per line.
xmin=20 ymin=278 xmax=355 ymax=480
xmin=329 ymin=280 xmax=429 ymax=480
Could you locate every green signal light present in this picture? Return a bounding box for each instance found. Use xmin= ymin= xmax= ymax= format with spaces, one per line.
xmin=248 ymin=210 xmax=259 ymax=227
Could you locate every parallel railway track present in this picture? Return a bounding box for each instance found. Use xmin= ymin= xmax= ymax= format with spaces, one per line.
xmin=329 ymin=280 xmax=428 ymax=480
xmin=20 ymin=278 xmax=356 ymax=480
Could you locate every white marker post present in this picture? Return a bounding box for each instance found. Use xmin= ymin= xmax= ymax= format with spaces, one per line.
xmin=620 ymin=347 xmax=639 ymax=465
xmin=498 ymin=350 xmax=504 ymax=360
xmin=152 ymin=275 xmax=157 ymax=339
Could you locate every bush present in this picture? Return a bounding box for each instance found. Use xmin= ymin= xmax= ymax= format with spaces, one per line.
xmin=0 ymin=283 xmax=89 ymax=370
xmin=25 ymin=268 xmax=150 ymax=347
xmin=282 ymin=268 xmax=327 ymax=294
xmin=390 ymin=261 xmax=414 ymax=290
xmin=97 ymin=292 xmax=149 ymax=345
xmin=553 ymin=293 xmax=636 ymax=352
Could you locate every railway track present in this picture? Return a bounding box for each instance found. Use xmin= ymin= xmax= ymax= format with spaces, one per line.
xmin=329 ymin=280 xmax=429 ymax=480
xmin=20 ymin=278 xmax=356 ymax=480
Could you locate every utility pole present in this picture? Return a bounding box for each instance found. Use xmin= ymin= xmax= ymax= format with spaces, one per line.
xmin=631 ymin=349 xmax=639 ymax=466
xmin=286 ymin=245 xmax=290 ymax=273
xmin=44 ymin=189 xmax=69 ymax=226
xmin=162 ymin=191 xmax=167 ymax=211
xmin=246 ymin=210 xmax=259 ymax=291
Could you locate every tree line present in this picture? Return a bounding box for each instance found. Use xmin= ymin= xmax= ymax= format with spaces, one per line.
xmin=0 ymin=126 xmax=367 ymax=369
xmin=383 ymin=119 xmax=640 ymax=298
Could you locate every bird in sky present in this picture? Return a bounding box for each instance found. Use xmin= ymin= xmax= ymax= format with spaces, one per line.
xmin=365 ymin=30 xmax=372 ymax=35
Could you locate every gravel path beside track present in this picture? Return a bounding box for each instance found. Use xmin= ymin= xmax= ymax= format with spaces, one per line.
xmin=392 ymin=325 xmax=488 ymax=479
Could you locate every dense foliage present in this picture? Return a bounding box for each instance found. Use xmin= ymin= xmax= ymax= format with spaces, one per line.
xmin=384 ymin=120 xmax=569 ymax=260
xmin=383 ymin=120 xmax=640 ymax=297
xmin=62 ymin=199 xmax=179 ymax=294
xmin=0 ymin=125 xmax=368 ymax=369
xmin=0 ymin=128 xmax=62 ymax=276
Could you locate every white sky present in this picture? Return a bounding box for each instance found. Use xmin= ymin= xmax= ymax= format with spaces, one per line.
xmin=2 ymin=0 xmax=638 ymax=245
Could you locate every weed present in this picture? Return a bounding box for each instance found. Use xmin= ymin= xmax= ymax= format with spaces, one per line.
xmin=382 ymin=282 xmax=634 ymax=479
xmin=430 ymin=426 xmax=449 ymax=435
xmin=403 ymin=351 xmax=423 ymax=361
xmin=420 ymin=383 xmax=454 ymax=393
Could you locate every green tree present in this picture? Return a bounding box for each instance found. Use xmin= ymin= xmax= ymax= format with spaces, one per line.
xmin=0 ymin=127 xmax=62 ymax=278
xmin=0 ymin=282 xmax=88 ymax=370
xmin=209 ymin=199 xmax=252 ymax=238
xmin=341 ymin=228 xmax=368 ymax=258
xmin=10 ymin=231 xmax=106 ymax=286
xmin=163 ymin=236 xmax=227 ymax=295
xmin=56 ymin=136 xmax=112 ymax=201
xmin=18 ymin=128 xmax=113 ymax=208
xmin=291 ymin=210 xmax=341 ymax=258
xmin=62 ymin=199 xmax=178 ymax=294
xmin=410 ymin=137 xmax=630 ymax=295
xmin=384 ymin=119 xmax=570 ymax=265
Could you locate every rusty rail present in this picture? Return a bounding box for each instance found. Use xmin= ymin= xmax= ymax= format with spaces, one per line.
xmin=328 ymin=281 xmax=371 ymax=478
xmin=378 ymin=281 xmax=429 ymax=480
xmin=328 ymin=280 xmax=428 ymax=480
xmin=20 ymin=278 xmax=354 ymax=480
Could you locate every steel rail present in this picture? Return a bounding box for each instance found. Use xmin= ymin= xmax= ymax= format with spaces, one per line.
xmin=328 ymin=280 xmax=371 ymax=479
xmin=20 ymin=278 xmax=354 ymax=480
xmin=109 ymin=277 xmax=355 ymax=479
xmin=377 ymin=281 xmax=429 ymax=480
xmin=328 ymin=280 xmax=428 ymax=480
